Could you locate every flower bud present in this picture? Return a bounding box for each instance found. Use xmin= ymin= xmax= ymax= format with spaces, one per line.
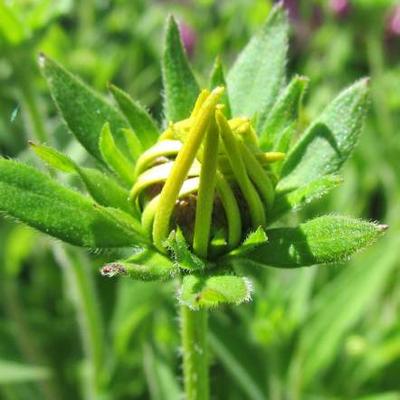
xmin=130 ymin=88 xmax=284 ymax=259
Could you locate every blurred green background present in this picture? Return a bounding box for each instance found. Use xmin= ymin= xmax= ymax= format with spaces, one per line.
xmin=0 ymin=0 xmax=399 ymax=399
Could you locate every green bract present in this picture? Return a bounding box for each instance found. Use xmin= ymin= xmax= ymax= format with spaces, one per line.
xmin=0 ymin=4 xmax=386 ymax=310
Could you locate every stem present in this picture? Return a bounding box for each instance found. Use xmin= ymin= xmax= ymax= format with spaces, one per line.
xmin=181 ymin=306 xmax=209 ymax=400
xmin=54 ymin=245 xmax=107 ymax=400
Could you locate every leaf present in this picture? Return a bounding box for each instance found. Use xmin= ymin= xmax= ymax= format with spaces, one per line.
xmin=259 ymin=75 xmax=308 ymax=150
xmin=209 ymin=56 xmax=231 ymax=118
xmin=209 ymin=319 xmax=266 ymax=400
xmin=227 ymin=3 xmax=288 ymax=127
xmin=0 ymin=360 xmax=50 ymax=384
xmin=0 ymin=159 xmax=143 ymax=247
xmin=0 ymin=2 xmax=27 ymax=45
xmin=235 ymin=215 xmax=387 ymax=268
xmin=179 ymin=274 xmax=252 ymax=309
xmin=109 ymin=84 xmax=159 ymax=150
xmin=101 ymin=247 xmax=176 ymax=281
xmin=39 ymin=54 xmax=129 ymax=162
xmin=99 ymin=122 xmax=135 ymax=186
xmin=271 ymin=175 xmax=343 ymax=222
xmin=143 ymin=342 xmax=182 ymax=400
xmin=165 ymin=229 xmax=205 ymax=271
xmin=162 ymin=15 xmax=200 ymax=122
xmin=230 ymin=227 xmax=268 ymax=256
xmin=279 ymin=79 xmax=370 ymax=191
xmin=289 ymin=236 xmax=400 ymax=388
xmin=30 ymin=142 xmax=133 ymax=213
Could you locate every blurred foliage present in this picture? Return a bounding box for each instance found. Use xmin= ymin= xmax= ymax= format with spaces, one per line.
xmin=0 ymin=0 xmax=399 ymax=399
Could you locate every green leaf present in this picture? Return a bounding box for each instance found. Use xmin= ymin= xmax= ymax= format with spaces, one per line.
xmin=39 ymin=54 xmax=129 ymax=162
xmin=289 ymin=236 xmax=399 ymax=388
xmin=0 ymin=159 xmax=143 ymax=247
xmin=259 ymin=75 xmax=308 ymax=150
xmin=0 ymin=360 xmax=50 ymax=384
xmin=227 ymin=3 xmax=288 ymax=127
xmin=279 ymin=79 xmax=370 ymax=191
xmin=99 ymin=122 xmax=135 ymax=186
xmin=0 ymin=2 xmax=27 ymax=45
xmin=237 ymin=215 xmax=387 ymax=268
xmin=230 ymin=227 xmax=268 ymax=256
xmin=101 ymin=247 xmax=176 ymax=281
xmin=109 ymin=84 xmax=159 ymax=150
xmin=209 ymin=56 xmax=231 ymax=118
xmin=162 ymin=15 xmax=200 ymax=122
xmin=30 ymin=142 xmax=133 ymax=213
xmin=179 ymin=274 xmax=252 ymax=309
xmin=165 ymin=229 xmax=205 ymax=271
xmin=271 ymin=175 xmax=343 ymax=222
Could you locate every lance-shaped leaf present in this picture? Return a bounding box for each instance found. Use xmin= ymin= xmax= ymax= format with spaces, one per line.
xmin=165 ymin=229 xmax=205 ymax=271
xmin=101 ymin=247 xmax=176 ymax=281
xmin=109 ymin=84 xmax=159 ymax=150
xmin=229 ymin=227 xmax=268 ymax=256
xmin=209 ymin=56 xmax=231 ymax=118
xmin=0 ymin=360 xmax=50 ymax=384
xmin=162 ymin=15 xmax=200 ymax=122
xmin=271 ymin=175 xmax=343 ymax=222
xmin=30 ymin=142 xmax=133 ymax=213
xmin=233 ymin=215 xmax=387 ymax=268
xmin=227 ymin=3 xmax=288 ymax=127
xmin=279 ymin=79 xmax=370 ymax=191
xmin=259 ymin=75 xmax=308 ymax=150
xmin=39 ymin=54 xmax=129 ymax=162
xmin=0 ymin=159 xmax=144 ymax=247
xmin=179 ymin=274 xmax=252 ymax=309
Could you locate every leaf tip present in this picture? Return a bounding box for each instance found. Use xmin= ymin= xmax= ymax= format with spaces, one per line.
xmin=377 ymin=224 xmax=389 ymax=232
xmin=100 ymin=263 xmax=127 ymax=278
xmin=38 ymin=52 xmax=47 ymax=69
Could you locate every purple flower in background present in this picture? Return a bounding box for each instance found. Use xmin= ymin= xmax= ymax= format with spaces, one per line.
xmin=279 ymin=0 xmax=299 ymax=21
xmin=179 ymin=21 xmax=196 ymax=57
xmin=387 ymin=5 xmax=400 ymax=37
xmin=330 ymin=0 xmax=350 ymax=18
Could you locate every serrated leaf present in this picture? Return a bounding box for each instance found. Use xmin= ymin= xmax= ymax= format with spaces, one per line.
xmin=0 ymin=360 xmax=50 ymax=384
xmin=179 ymin=274 xmax=252 ymax=309
xmin=230 ymin=227 xmax=268 ymax=256
xmin=39 ymin=54 xmax=129 ymax=162
xmin=102 ymin=247 xmax=176 ymax=281
xmin=236 ymin=215 xmax=387 ymax=268
xmin=162 ymin=16 xmax=200 ymax=122
xmin=99 ymin=122 xmax=135 ymax=186
xmin=0 ymin=159 xmax=143 ymax=247
xmin=165 ymin=229 xmax=205 ymax=271
xmin=109 ymin=84 xmax=159 ymax=150
xmin=259 ymin=75 xmax=308 ymax=150
xmin=209 ymin=56 xmax=231 ymax=118
xmin=227 ymin=4 xmax=288 ymax=127
xmin=279 ymin=79 xmax=370 ymax=191
xmin=271 ymin=175 xmax=343 ymax=222
xmin=30 ymin=142 xmax=133 ymax=213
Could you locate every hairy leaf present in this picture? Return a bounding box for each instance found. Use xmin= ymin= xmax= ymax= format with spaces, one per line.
xmin=0 ymin=159 xmax=143 ymax=247
xmin=235 ymin=215 xmax=387 ymax=268
xmin=162 ymin=16 xmax=200 ymax=122
xmin=102 ymin=247 xmax=176 ymax=281
xmin=179 ymin=274 xmax=252 ymax=309
xmin=109 ymin=84 xmax=159 ymax=150
xmin=230 ymin=227 xmax=268 ymax=256
xmin=39 ymin=54 xmax=129 ymax=162
xmin=165 ymin=229 xmax=205 ymax=271
xmin=279 ymin=79 xmax=370 ymax=191
xmin=259 ymin=75 xmax=308 ymax=150
xmin=30 ymin=142 xmax=133 ymax=213
xmin=271 ymin=175 xmax=343 ymax=222
xmin=227 ymin=3 xmax=288 ymax=127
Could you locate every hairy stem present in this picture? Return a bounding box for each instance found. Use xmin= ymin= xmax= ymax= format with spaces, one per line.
xmin=181 ymin=306 xmax=209 ymax=400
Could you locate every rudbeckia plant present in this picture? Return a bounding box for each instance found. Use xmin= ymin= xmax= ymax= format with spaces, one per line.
xmin=0 ymin=4 xmax=387 ymax=399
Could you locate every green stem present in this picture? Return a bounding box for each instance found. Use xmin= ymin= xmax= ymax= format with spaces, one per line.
xmin=181 ymin=306 xmax=209 ymax=400
xmin=54 ymin=245 xmax=107 ymax=400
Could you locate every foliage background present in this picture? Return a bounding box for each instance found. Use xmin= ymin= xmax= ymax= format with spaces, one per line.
xmin=0 ymin=0 xmax=399 ymax=399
